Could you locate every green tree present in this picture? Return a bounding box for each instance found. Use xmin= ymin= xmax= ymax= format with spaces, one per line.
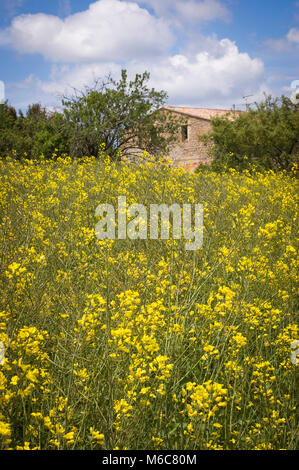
xmin=62 ymin=69 xmax=181 ymax=160
xmin=0 ymin=102 xmax=35 ymax=158
xmin=0 ymin=101 xmax=70 ymax=160
xmin=32 ymin=112 xmax=70 ymax=159
xmin=0 ymin=102 xmax=19 ymax=156
xmin=0 ymin=101 xmax=17 ymax=130
xmin=199 ymin=95 xmax=299 ymax=171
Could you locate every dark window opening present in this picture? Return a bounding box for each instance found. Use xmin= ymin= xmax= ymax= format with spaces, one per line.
xmin=181 ymin=125 xmax=188 ymax=142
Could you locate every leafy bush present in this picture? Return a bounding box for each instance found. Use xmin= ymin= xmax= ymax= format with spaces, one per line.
xmin=0 ymin=70 xmax=180 ymax=162
xmin=199 ymin=95 xmax=299 ymax=171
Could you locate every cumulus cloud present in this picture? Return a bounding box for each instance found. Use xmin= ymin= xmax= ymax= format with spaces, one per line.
xmin=2 ymin=0 xmax=267 ymax=110
xmin=0 ymin=0 xmax=174 ymax=62
xmin=142 ymin=39 xmax=265 ymax=106
xmin=10 ymin=37 xmax=266 ymax=110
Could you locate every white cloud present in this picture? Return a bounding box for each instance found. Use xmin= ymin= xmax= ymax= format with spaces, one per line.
xmin=266 ymin=27 xmax=299 ymax=52
xmin=175 ymin=0 xmax=230 ymax=23
xmin=2 ymin=0 xmax=267 ymax=111
xmin=144 ymin=39 xmax=265 ymax=107
xmin=0 ymin=0 xmax=174 ymax=62
xmin=10 ymin=38 xmax=266 ymax=111
xmin=45 ymin=62 xmax=123 ymax=96
xmin=265 ymin=38 xmax=290 ymax=53
xmin=287 ymin=28 xmax=299 ymax=45
xmin=133 ymin=0 xmax=230 ymax=23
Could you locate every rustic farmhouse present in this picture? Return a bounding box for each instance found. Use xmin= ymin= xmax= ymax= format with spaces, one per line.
xmin=161 ymin=106 xmax=244 ymax=172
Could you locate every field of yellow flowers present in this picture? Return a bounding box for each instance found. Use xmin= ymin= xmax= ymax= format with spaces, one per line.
xmin=0 ymin=154 xmax=298 ymax=450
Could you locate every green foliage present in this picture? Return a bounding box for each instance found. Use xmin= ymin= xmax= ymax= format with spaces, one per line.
xmin=0 ymin=102 xmax=21 ymax=156
xmin=32 ymin=113 xmax=70 ymax=159
xmin=0 ymin=70 xmax=180 ymax=162
xmin=199 ymin=95 xmax=299 ymax=171
xmin=0 ymin=101 xmax=17 ymax=130
xmin=0 ymin=101 xmax=68 ymax=160
xmin=62 ymin=69 xmax=180 ymax=160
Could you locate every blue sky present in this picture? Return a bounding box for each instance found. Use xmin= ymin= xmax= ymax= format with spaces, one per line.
xmin=0 ymin=0 xmax=298 ymax=111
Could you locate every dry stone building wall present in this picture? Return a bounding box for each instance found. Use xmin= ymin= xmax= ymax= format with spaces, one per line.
xmin=121 ymin=106 xmax=244 ymax=172
xmin=167 ymin=114 xmax=213 ymax=171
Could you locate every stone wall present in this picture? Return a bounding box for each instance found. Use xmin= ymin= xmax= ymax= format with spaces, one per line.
xmin=120 ymin=109 xmax=215 ymax=172
xmin=167 ymin=115 xmax=213 ymax=171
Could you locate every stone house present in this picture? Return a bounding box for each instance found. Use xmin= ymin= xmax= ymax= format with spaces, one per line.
xmin=161 ymin=106 xmax=244 ymax=172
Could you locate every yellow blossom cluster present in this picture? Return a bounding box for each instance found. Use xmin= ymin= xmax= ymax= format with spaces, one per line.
xmin=0 ymin=154 xmax=297 ymax=450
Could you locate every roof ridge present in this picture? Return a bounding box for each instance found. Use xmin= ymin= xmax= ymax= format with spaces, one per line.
xmin=162 ymin=105 xmax=245 ymax=121
xmin=164 ymin=105 xmax=242 ymax=111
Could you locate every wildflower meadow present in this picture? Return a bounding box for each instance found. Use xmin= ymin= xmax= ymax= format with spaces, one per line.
xmin=0 ymin=153 xmax=298 ymax=450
